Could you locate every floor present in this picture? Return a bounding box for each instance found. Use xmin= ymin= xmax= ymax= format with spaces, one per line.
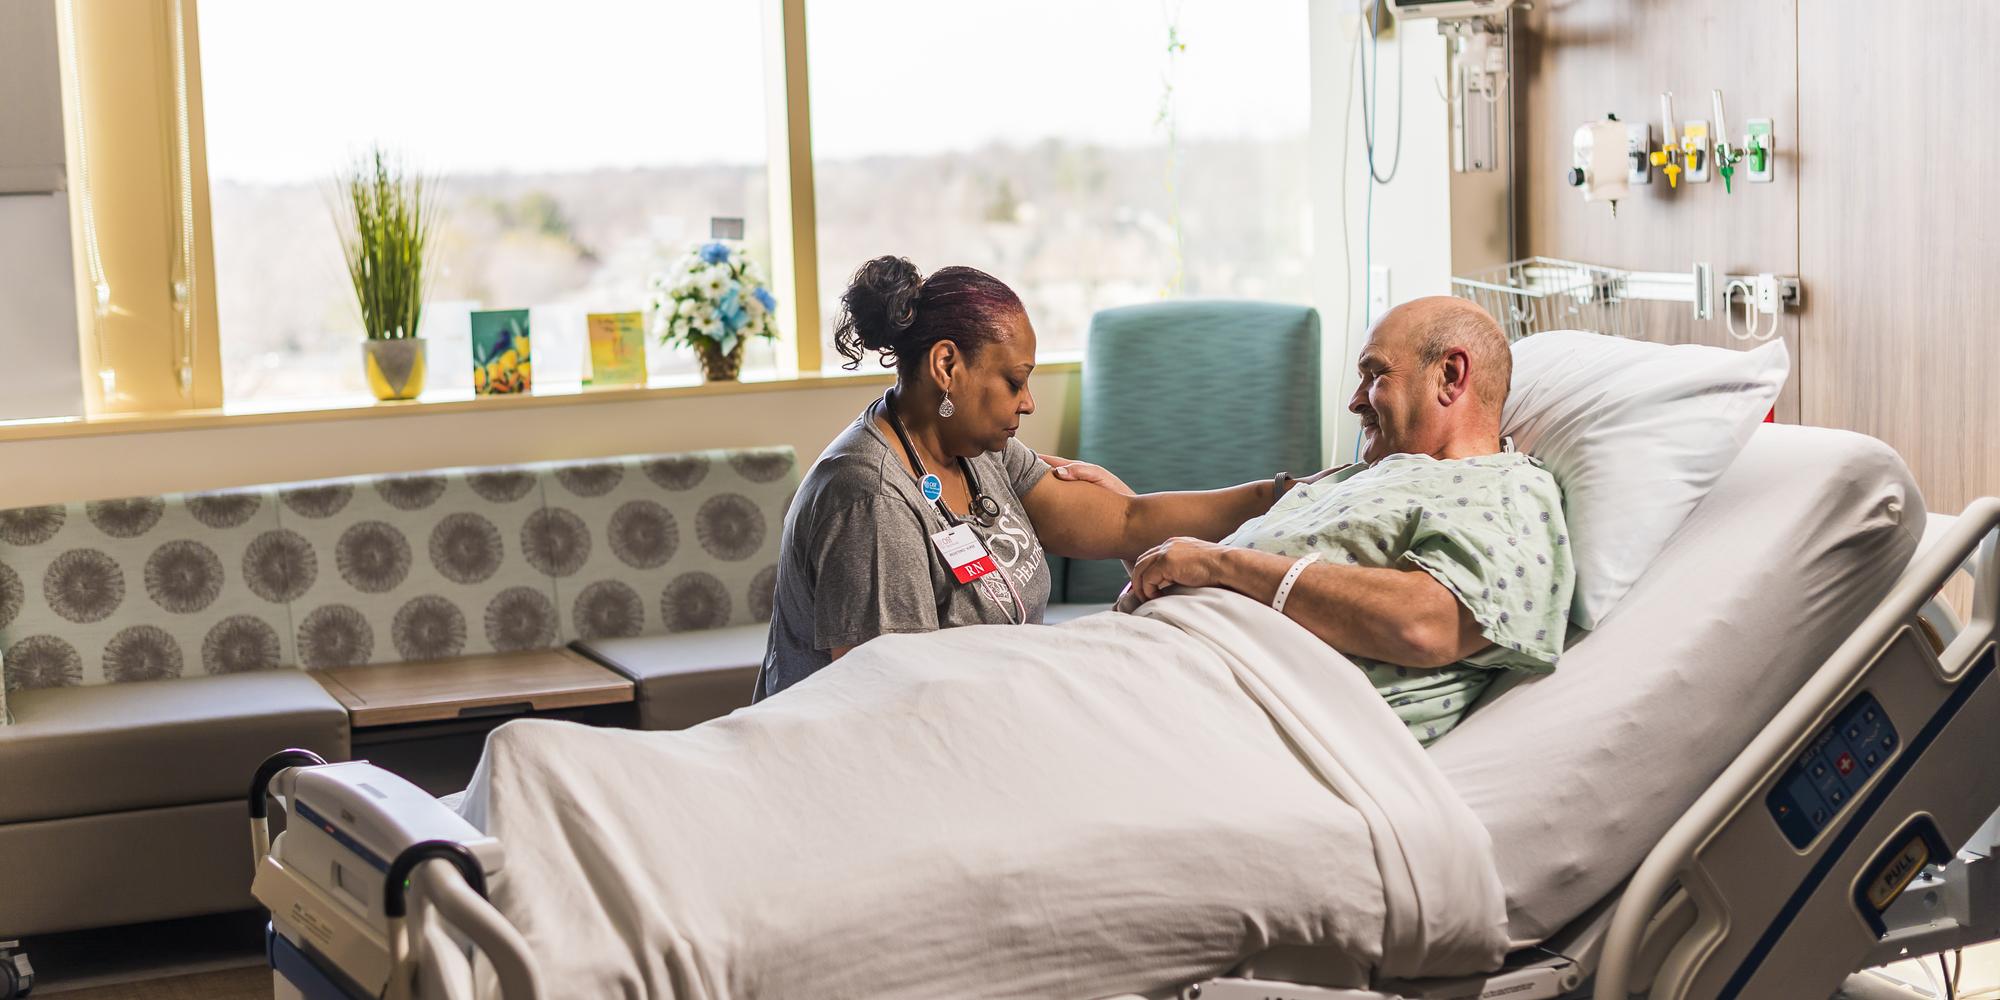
xmin=40 ymin=968 xmax=269 ymax=1000
xmin=21 ymin=910 xmax=268 ymax=998
xmin=17 ymin=911 xmax=2000 ymax=999
xmin=1875 ymin=944 xmax=2000 ymax=998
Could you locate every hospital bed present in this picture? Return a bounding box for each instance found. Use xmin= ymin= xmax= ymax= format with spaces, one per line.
xmin=245 ymin=424 xmax=2000 ymax=999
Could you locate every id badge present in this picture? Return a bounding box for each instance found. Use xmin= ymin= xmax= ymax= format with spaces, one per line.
xmin=931 ymin=523 xmax=998 ymax=585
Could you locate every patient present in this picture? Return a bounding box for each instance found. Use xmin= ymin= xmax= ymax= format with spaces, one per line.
xmin=1117 ymin=297 xmax=1575 ymax=744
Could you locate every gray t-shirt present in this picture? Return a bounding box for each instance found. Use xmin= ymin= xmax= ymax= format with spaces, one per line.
xmin=755 ymin=396 xmax=1052 ymax=699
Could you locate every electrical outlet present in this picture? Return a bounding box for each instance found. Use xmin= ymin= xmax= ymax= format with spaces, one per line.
xmin=1755 ymin=274 xmax=1780 ymax=315
xmin=1369 ymin=266 xmax=1391 ymax=318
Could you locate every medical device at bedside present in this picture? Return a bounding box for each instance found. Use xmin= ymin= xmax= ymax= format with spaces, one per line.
xmin=1386 ymin=0 xmax=1513 ymax=176
xmin=250 ymin=753 xmax=526 ymax=1000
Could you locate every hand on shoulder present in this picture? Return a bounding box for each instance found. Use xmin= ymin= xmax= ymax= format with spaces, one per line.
xmin=1039 ymin=454 xmax=1136 ymax=497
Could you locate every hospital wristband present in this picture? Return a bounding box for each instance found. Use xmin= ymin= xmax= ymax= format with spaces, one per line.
xmin=1271 ymin=552 xmax=1322 ymax=616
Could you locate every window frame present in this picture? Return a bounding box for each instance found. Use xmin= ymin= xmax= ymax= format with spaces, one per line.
xmin=56 ymin=0 xmax=828 ymax=418
xmin=56 ymin=0 xmax=224 ymax=416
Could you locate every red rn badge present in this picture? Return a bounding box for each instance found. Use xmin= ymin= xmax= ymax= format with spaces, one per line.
xmin=931 ymin=524 xmax=998 ymax=585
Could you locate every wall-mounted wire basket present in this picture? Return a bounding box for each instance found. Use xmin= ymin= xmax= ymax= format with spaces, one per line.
xmin=1453 ymin=257 xmax=1800 ymax=344
xmin=1450 ymin=257 xmax=1637 ymax=343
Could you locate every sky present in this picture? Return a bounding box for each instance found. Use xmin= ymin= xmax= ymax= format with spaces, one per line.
xmin=197 ymin=0 xmax=1311 ymax=184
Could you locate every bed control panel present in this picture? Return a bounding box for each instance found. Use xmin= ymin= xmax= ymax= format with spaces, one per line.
xmin=1766 ymin=692 xmax=1899 ymax=849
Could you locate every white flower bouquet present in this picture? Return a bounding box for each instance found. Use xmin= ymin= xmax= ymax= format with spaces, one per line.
xmin=645 ymin=241 xmax=779 ymax=380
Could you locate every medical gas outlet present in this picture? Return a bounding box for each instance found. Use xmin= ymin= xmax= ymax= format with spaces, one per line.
xmin=1744 ymin=118 xmax=1776 ymax=183
xmin=1678 ymin=120 xmax=1710 ymax=183
xmin=1712 ymin=89 xmax=1742 ymax=191
xmin=1575 ymin=91 xmax=1775 ymax=208
xmin=1626 ymin=122 xmax=1651 ymax=184
xmin=1710 ymin=91 xmax=1775 ymax=190
xmin=1649 ymin=92 xmax=1683 ymax=188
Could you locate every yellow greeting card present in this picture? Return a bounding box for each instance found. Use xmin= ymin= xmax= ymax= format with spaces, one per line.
xmin=585 ymin=312 xmax=647 ymax=386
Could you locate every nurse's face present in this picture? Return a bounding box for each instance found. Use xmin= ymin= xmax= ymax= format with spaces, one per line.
xmin=947 ymin=311 xmax=1038 ymax=455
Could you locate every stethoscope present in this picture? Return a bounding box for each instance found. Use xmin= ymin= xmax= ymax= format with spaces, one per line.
xmin=883 ymin=388 xmax=1001 ymax=527
xmin=882 ymin=388 xmax=1025 ymax=623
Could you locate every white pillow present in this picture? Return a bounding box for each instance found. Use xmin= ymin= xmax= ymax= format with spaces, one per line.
xmin=1502 ymin=331 xmax=1789 ymax=629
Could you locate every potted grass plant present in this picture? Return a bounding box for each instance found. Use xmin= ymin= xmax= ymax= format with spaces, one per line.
xmin=337 ymin=148 xmax=437 ymax=400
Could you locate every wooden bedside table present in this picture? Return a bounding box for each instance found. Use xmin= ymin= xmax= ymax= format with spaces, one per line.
xmin=313 ymin=648 xmax=639 ymax=794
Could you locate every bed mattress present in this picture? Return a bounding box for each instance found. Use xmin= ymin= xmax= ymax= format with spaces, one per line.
xmin=1431 ymin=423 xmax=1925 ymax=944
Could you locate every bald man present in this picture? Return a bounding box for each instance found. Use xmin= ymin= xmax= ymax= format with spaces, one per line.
xmin=1111 ymin=297 xmax=1576 ymax=744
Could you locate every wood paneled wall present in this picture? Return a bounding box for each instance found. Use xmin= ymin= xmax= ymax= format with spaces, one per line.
xmin=1519 ymin=0 xmax=2000 ymax=521
xmin=1797 ymin=3 xmax=2000 ymax=522
xmin=1515 ymin=0 xmax=1802 ymax=422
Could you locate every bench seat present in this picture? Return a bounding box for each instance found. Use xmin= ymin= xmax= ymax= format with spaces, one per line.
xmin=0 ymin=670 xmax=348 ymax=825
xmin=575 ymin=626 xmax=766 ymax=730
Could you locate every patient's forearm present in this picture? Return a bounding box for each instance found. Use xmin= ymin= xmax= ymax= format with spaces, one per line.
xmin=1030 ymin=464 xmax=1344 ymax=563
xmin=1113 ymin=464 xmax=1349 ymax=556
xmin=1219 ymin=549 xmax=1485 ymax=667
xmin=1027 ymin=477 xmax=1278 ymax=562
xmin=1120 ymin=483 xmax=1276 ymax=553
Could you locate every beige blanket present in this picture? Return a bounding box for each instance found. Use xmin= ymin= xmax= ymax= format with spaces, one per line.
xmin=452 ymin=588 xmax=1508 ymax=998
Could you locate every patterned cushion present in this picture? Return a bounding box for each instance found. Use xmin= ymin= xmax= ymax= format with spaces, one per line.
xmin=535 ymin=448 xmax=796 ymax=642
xmin=0 ymin=446 xmax=800 ymax=704
xmin=0 ymin=487 xmax=295 ymax=693
xmin=277 ymin=468 xmax=561 ymax=668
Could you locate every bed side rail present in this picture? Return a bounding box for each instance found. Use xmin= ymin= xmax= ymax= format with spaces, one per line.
xmin=406 ymin=859 xmax=539 ymax=999
xmin=250 ymin=755 xmax=542 ymax=1000
xmin=1594 ymin=498 xmax=2000 ymax=1000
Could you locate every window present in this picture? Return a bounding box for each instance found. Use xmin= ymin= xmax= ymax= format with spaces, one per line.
xmin=805 ymin=0 xmax=1311 ymax=368
xmin=42 ymin=0 xmax=1315 ymax=419
xmin=198 ymin=0 xmax=777 ymax=404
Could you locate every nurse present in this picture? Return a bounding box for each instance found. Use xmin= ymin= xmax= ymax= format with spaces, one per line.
xmin=755 ymin=256 xmax=1334 ymax=699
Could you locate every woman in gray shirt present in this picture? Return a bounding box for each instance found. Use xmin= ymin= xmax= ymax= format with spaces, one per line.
xmin=755 ymin=256 xmax=1320 ymax=699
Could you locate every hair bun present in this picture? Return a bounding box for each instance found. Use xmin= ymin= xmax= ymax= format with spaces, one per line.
xmin=842 ymin=256 xmax=923 ymax=351
xmin=831 ymin=257 xmax=1021 ymax=373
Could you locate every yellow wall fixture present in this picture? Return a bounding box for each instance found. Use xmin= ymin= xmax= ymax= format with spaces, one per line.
xmin=165 ymin=0 xmax=203 ymax=399
xmin=55 ymin=0 xmax=221 ymax=416
xmin=764 ymin=0 xmax=822 ymax=375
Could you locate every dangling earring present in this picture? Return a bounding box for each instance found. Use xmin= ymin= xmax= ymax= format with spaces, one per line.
xmin=938 ymin=390 xmax=955 ymax=418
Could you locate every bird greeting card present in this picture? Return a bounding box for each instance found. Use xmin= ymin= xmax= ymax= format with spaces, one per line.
xmin=471 ymin=309 xmax=531 ymax=395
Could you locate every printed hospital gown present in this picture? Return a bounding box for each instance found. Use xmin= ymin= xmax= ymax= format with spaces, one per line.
xmin=1223 ymin=446 xmax=1575 ymax=745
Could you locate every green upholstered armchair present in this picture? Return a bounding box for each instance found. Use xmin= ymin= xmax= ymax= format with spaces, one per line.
xmin=1056 ymin=300 xmax=1323 ymax=605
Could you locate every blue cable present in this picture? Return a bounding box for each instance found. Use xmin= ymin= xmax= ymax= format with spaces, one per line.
xmin=1353 ymin=1 xmax=1384 ymax=464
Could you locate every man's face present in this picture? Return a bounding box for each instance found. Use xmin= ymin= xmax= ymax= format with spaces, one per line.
xmin=1348 ymin=321 xmax=1437 ymax=463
